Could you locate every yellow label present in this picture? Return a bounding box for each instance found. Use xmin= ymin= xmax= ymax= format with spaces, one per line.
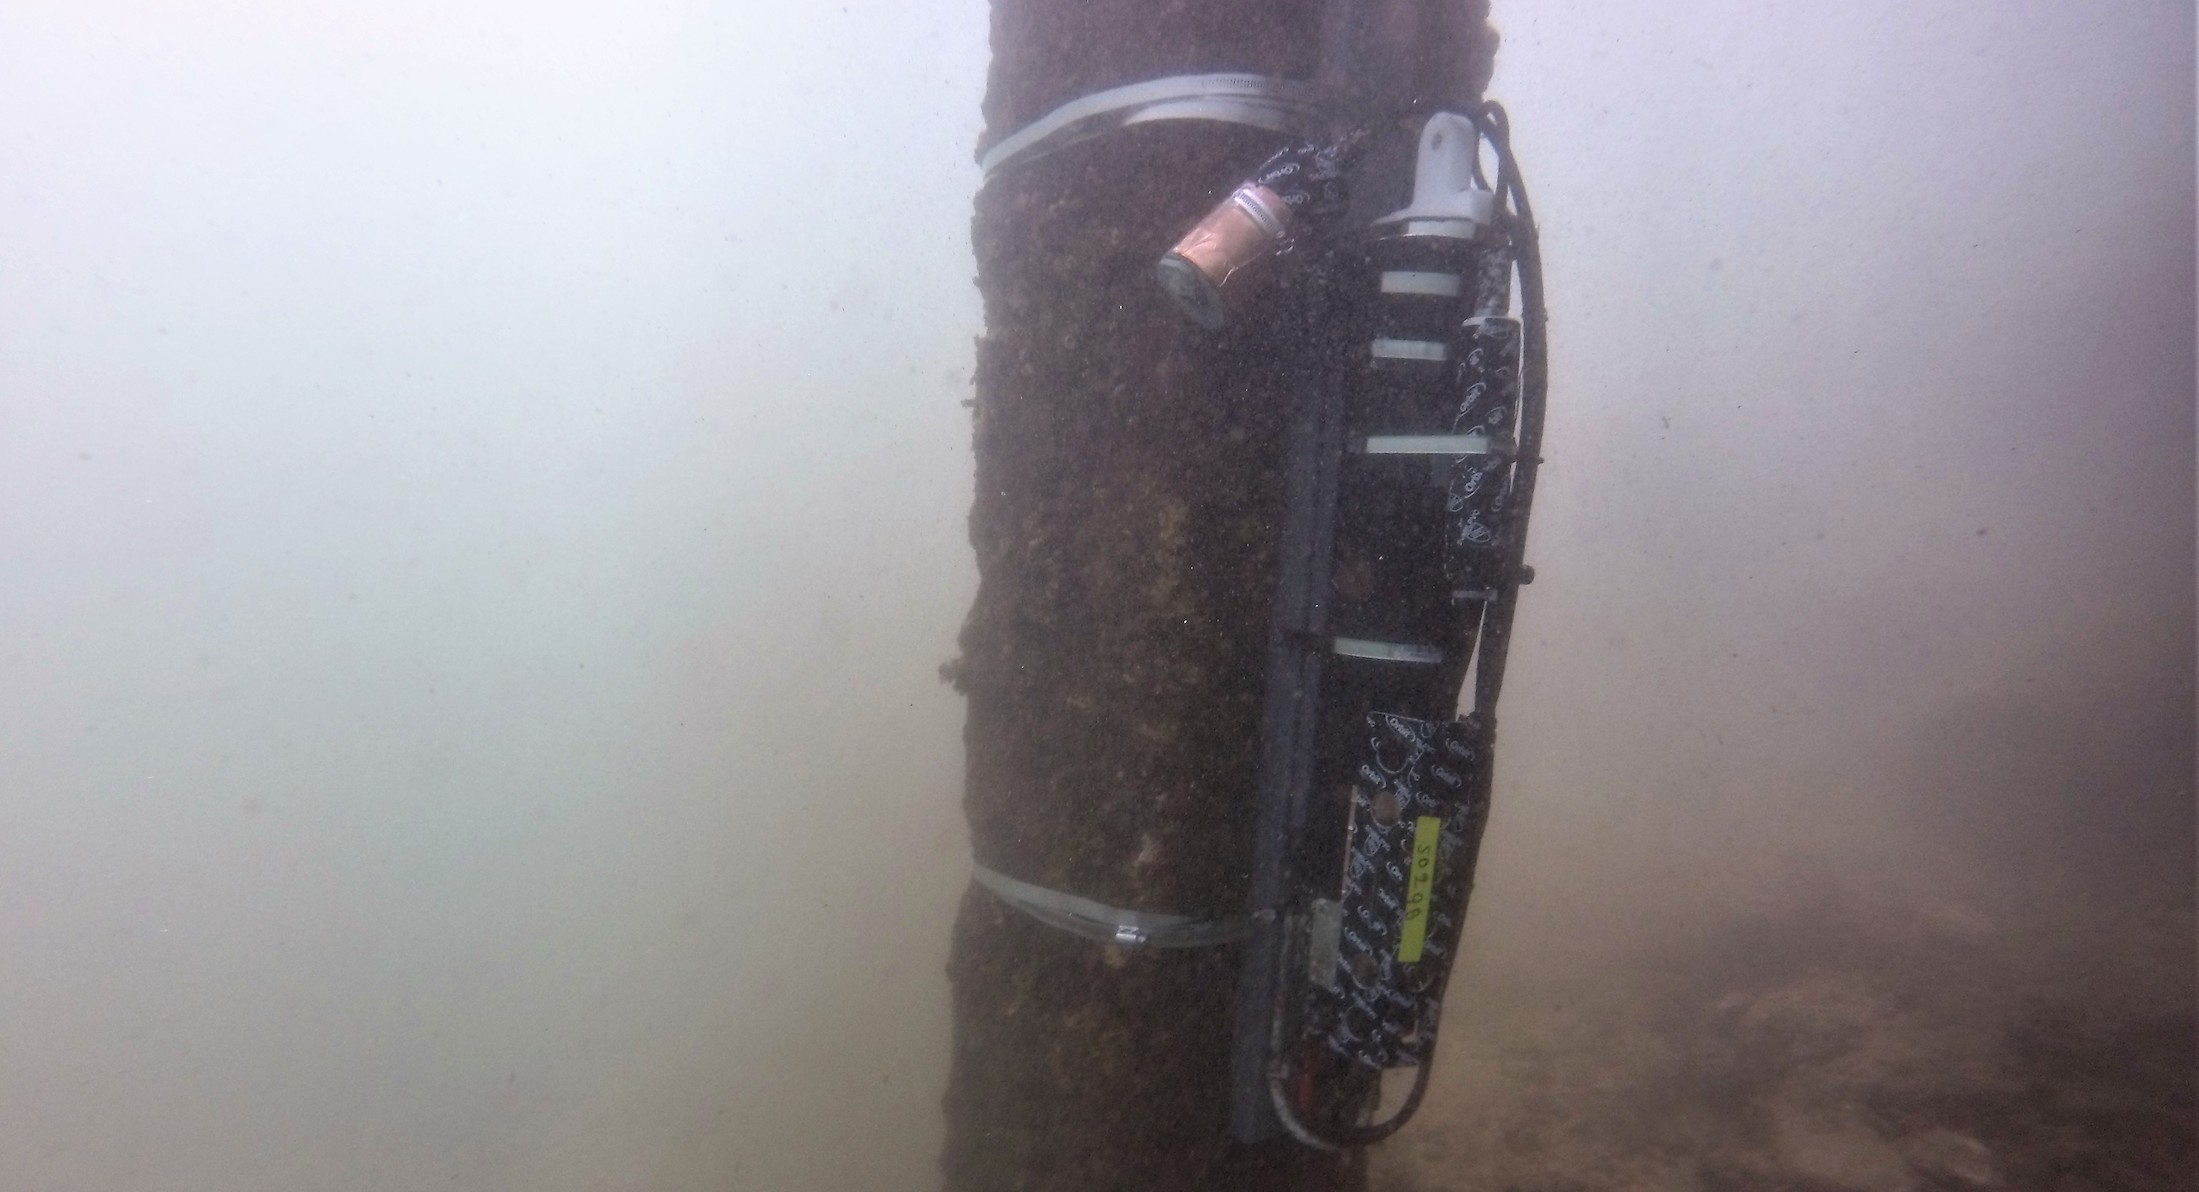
xmin=1397 ymin=816 xmax=1442 ymax=963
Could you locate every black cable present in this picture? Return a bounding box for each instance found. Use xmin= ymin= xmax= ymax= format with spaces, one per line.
xmin=1469 ymin=99 xmax=1545 ymax=720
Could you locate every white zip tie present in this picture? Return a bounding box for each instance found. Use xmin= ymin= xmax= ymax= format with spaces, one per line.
xmin=972 ymin=861 xmax=1250 ymax=948
xmin=980 ymin=73 xmax=1322 ymax=177
xmin=1331 ymin=638 xmax=1445 ymax=664
xmin=1370 ymin=337 xmax=1449 ymax=363
xmin=1362 ymin=433 xmax=1493 ymax=456
xmin=1379 ymin=270 xmax=1465 ymax=297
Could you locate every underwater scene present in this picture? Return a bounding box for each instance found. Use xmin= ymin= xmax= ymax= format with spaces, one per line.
xmin=0 ymin=2 xmax=2189 ymax=1189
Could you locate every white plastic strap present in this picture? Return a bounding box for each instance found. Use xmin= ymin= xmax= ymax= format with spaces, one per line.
xmin=1332 ymin=637 xmax=1445 ymax=664
xmin=1380 ymin=270 xmax=1465 ymax=297
xmin=979 ymin=73 xmax=1323 ymax=177
xmin=1370 ymin=337 xmax=1449 ymax=363
xmin=1362 ymin=433 xmax=1493 ymax=455
xmin=972 ymin=861 xmax=1250 ymax=948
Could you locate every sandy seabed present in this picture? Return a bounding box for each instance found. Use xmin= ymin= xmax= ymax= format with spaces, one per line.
xmin=1376 ymin=896 xmax=2193 ymax=1192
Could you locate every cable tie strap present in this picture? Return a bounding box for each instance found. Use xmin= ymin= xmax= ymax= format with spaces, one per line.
xmin=1360 ymin=433 xmax=1495 ymax=456
xmin=971 ymin=861 xmax=1250 ymax=948
xmin=979 ymin=73 xmax=1323 ymax=177
xmin=1331 ymin=637 xmax=1445 ymax=664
